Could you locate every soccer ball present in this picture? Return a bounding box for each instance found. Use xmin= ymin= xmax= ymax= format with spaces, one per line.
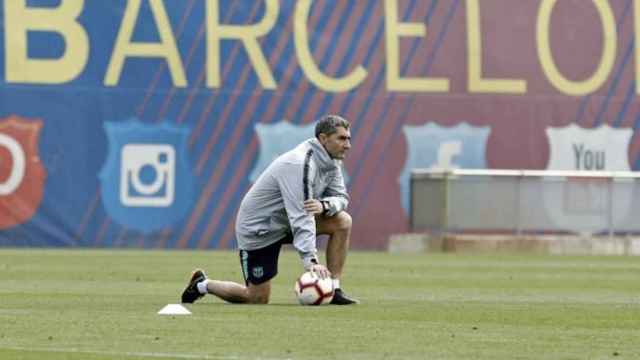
xmin=294 ymin=271 xmax=334 ymax=305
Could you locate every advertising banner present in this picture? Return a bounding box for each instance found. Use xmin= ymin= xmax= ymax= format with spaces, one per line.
xmin=1 ymin=0 xmax=638 ymax=249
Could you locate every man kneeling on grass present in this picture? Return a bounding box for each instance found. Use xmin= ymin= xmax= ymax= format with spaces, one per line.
xmin=181 ymin=115 xmax=358 ymax=305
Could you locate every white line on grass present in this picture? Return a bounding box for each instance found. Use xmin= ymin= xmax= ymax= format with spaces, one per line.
xmin=0 ymin=346 xmax=244 ymax=360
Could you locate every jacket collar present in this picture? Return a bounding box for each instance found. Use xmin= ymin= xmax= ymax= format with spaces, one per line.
xmin=308 ymin=138 xmax=340 ymax=171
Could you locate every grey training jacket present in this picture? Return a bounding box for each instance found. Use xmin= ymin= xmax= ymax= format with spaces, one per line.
xmin=235 ymin=137 xmax=349 ymax=269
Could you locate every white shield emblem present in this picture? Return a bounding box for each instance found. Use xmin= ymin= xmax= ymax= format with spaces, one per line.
xmin=544 ymin=124 xmax=633 ymax=233
xmin=398 ymin=122 xmax=490 ymax=213
xmin=546 ymin=124 xmax=632 ymax=171
xmin=250 ymin=121 xmax=315 ymax=182
xmin=250 ymin=121 xmax=349 ymax=184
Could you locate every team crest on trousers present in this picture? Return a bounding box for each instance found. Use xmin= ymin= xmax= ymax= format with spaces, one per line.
xmin=399 ymin=122 xmax=490 ymax=213
xmin=0 ymin=115 xmax=47 ymax=229
xmin=99 ymin=120 xmax=195 ymax=234
xmin=252 ymin=266 xmax=264 ymax=278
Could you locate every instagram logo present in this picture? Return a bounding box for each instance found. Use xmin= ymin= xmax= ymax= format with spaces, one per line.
xmin=100 ymin=121 xmax=195 ymax=233
xmin=120 ymin=144 xmax=175 ymax=207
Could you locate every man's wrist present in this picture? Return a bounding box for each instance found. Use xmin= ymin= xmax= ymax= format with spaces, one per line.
xmin=321 ymin=200 xmax=329 ymax=214
xmin=303 ymin=256 xmax=319 ymax=271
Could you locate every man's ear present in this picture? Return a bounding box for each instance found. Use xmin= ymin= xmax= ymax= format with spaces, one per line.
xmin=318 ymin=133 xmax=327 ymax=144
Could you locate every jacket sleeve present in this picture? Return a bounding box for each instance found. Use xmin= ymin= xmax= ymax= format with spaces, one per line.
xmin=275 ymin=163 xmax=318 ymax=268
xmin=321 ymin=166 xmax=349 ymax=216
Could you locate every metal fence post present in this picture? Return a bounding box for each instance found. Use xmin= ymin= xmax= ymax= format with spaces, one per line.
xmin=443 ymin=172 xmax=450 ymax=236
xmin=516 ymin=173 xmax=522 ymax=236
xmin=608 ymin=178 xmax=614 ymax=240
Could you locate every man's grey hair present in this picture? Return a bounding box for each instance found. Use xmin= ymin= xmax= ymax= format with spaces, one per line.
xmin=315 ymin=115 xmax=350 ymax=138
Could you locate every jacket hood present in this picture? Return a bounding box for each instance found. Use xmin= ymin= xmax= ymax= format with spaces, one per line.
xmin=308 ymin=137 xmax=340 ymax=171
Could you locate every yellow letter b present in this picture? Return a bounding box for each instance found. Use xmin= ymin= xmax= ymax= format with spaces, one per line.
xmin=4 ymin=0 xmax=89 ymax=84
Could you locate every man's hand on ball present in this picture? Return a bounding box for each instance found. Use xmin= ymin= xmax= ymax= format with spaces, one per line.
xmin=309 ymin=264 xmax=331 ymax=279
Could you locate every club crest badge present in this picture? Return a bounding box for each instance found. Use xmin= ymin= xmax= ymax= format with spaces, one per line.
xmin=252 ymin=266 xmax=264 ymax=279
xmin=99 ymin=120 xmax=195 ymax=233
xmin=0 ymin=115 xmax=47 ymax=229
xmin=544 ymin=123 xmax=633 ymax=232
xmin=399 ymin=122 xmax=490 ymax=213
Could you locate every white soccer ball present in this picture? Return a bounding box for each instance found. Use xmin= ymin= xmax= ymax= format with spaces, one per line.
xmin=294 ymin=271 xmax=334 ymax=305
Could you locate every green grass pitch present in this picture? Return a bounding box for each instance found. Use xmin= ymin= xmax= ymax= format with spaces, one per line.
xmin=0 ymin=249 xmax=638 ymax=359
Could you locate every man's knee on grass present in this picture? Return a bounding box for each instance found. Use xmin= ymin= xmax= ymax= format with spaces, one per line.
xmin=247 ymin=282 xmax=271 ymax=304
